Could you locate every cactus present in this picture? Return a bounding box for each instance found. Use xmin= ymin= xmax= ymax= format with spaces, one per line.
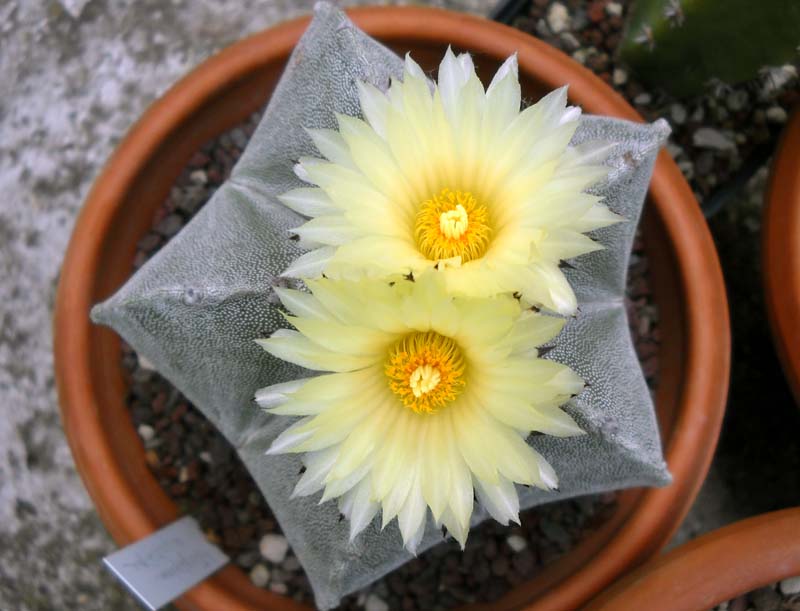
xmin=621 ymin=0 xmax=800 ymax=97
xmin=92 ymin=4 xmax=670 ymax=609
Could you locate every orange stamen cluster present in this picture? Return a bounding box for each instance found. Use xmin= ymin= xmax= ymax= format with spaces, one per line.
xmin=414 ymin=188 xmax=491 ymax=263
xmin=385 ymin=331 xmax=466 ymax=414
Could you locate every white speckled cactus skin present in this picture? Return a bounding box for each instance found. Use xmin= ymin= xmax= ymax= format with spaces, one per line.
xmin=92 ymin=3 xmax=670 ymax=608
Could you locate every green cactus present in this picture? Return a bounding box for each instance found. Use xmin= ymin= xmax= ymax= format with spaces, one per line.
xmin=621 ymin=0 xmax=800 ymax=97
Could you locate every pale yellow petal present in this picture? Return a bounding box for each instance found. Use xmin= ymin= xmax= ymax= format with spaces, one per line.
xmin=278 ymin=187 xmax=338 ymax=217
xmin=287 ymin=315 xmax=393 ymax=357
xmin=256 ymin=333 xmax=376 ymax=372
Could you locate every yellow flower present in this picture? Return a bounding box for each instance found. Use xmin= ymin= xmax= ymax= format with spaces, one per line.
xmin=280 ymin=49 xmax=622 ymax=315
xmin=256 ymin=274 xmax=585 ymax=552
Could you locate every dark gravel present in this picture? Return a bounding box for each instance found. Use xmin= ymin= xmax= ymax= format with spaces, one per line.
xmin=712 ymin=580 xmax=800 ymax=611
xmin=512 ymin=0 xmax=799 ymax=213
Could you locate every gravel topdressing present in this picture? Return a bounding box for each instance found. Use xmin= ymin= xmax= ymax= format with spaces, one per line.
xmin=711 ymin=580 xmax=800 ymax=611
xmin=513 ymin=0 xmax=799 ymax=212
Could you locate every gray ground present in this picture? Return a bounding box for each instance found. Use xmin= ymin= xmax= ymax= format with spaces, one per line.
xmin=0 ymin=0 xmax=795 ymax=610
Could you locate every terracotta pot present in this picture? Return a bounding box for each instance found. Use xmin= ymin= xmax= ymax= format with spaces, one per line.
xmin=585 ymin=507 xmax=800 ymax=611
xmin=764 ymin=109 xmax=800 ymax=405
xmin=54 ymin=7 xmax=730 ymax=611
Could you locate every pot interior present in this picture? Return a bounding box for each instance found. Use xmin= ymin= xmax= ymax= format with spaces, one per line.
xmin=84 ymin=32 xmax=686 ymax=611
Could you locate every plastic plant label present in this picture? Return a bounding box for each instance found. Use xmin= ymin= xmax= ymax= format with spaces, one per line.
xmin=103 ymin=516 xmax=228 ymax=610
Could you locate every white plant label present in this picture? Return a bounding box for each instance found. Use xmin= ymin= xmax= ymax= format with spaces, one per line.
xmin=103 ymin=515 xmax=228 ymax=610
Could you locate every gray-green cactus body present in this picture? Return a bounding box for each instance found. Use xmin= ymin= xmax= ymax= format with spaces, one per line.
xmin=93 ymin=3 xmax=670 ymax=608
xmin=621 ymin=0 xmax=800 ymax=97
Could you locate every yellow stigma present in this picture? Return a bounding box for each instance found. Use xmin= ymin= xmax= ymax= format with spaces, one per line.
xmin=385 ymin=331 xmax=466 ymax=414
xmin=415 ymin=188 xmax=491 ymax=263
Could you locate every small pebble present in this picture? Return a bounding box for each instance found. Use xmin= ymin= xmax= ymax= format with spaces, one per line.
xmin=726 ymin=90 xmax=749 ymax=112
xmin=259 ymin=534 xmax=289 ymax=563
xmin=155 ymin=213 xmax=183 ymax=238
xmin=692 ymin=127 xmax=736 ymax=152
xmin=249 ymin=564 xmax=270 ymax=588
xmin=546 ymin=3 xmax=571 ymax=34
xmin=750 ymin=585 xmax=781 ymax=610
xmin=605 ymin=2 xmax=623 ymax=17
xmin=761 ymin=64 xmax=798 ymax=96
xmin=189 ymin=169 xmax=207 ymax=185
xmin=535 ymin=18 xmax=551 ymax=38
xmin=691 ymin=105 xmax=705 ymax=123
xmin=365 ymin=594 xmax=390 ymax=611
xmin=780 ymin=576 xmax=800 ymax=595
xmin=572 ymin=49 xmax=588 ymax=64
xmin=144 ymin=449 xmax=159 ymax=468
xmin=729 ymin=595 xmax=747 ymax=611
xmin=231 ymin=128 xmax=249 ymax=149
xmin=666 ymin=142 xmax=684 ymax=160
xmin=587 ymin=1 xmax=605 ymax=22
xmin=137 ymin=353 xmax=156 ymax=371
xmin=507 ymin=534 xmax=528 ymax=553
xmin=677 ymin=160 xmax=694 ymax=181
xmin=270 ymin=582 xmax=288 ymax=595
xmin=560 ymin=32 xmax=581 ymax=51
xmin=137 ymin=424 xmax=155 ymax=442
xmin=669 ymin=103 xmax=687 ymax=125
xmin=766 ymin=106 xmax=788 ymax=124
xmin=612 ymin=68 xmax=628 ymax=86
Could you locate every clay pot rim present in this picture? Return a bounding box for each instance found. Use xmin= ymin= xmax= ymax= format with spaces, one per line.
xmin=54 ymin=6 xmax=730 ymax=611
xmin=585 ymin=507 xmax=800 ymax=611
xmin=764 ymin=109 xmax=800 ymax=404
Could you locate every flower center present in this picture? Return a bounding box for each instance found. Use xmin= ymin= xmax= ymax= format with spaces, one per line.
xmin=385 ymin=331 xmax=466 ymax=414
xmin=439 ymin=205 xmax=469 ymax=240
xmin=409 ymin=364 xmax=441 ymax=397
xmin=414 ymin=188 xmax=491 ymax=263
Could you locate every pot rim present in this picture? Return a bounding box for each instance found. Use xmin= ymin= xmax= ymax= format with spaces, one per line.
xmin=764 ymin=108 xmax=800 ymax=404
xmin=584 ymin=507 xmax=800 ymax=611
xmin=54 ymin=6 xmax=730 ymax=611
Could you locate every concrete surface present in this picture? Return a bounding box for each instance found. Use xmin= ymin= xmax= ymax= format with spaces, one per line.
xmin=1 ymin=0 xmax=796 ymax=610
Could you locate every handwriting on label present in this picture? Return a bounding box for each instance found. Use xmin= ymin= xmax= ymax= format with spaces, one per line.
xmin=104 ymin=516 xmax=229 ymax=610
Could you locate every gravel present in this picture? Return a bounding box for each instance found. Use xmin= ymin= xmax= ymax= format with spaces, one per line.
xmin=712 ymin=580 xmax=800 ymax=611
xmin=782 ymin=578 xmax=800 ymax=597
xmin=546 ymin=2 xmax=571 ymax=33
xmin=512 ymin=0 xmax=800 ymax=209
xmin=259 ymin=534 xmax=290 ymax=564
xmin=249 ymin=564 xmax=271 ymax=588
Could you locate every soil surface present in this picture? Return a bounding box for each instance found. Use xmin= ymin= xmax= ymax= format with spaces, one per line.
xmin=711 ymin=579 xmax=800 ymax=611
